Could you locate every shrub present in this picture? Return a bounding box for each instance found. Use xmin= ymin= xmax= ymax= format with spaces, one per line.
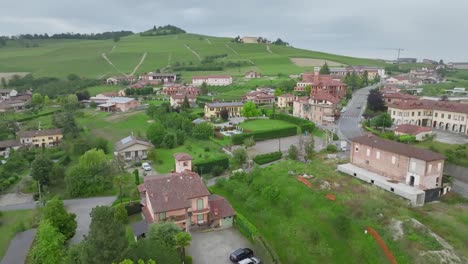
xmin=124 ymin=201 xmax=142 ymax=215
xmin=185 ymin=256 xmax=193 ymax=264
xmin=253 ymin=151 xmax=282 ymax=165
xmin=232 ymin=126 xmax=297 ymax=145
xmin=234 ymin=212 xmax=259 ymax=240
xmin=193 ymin=156 xmax=229 ymax=175
xmin=288 ymin=145 xmax=299 ymax=160
xmin=326 ymin=144 xmax=338 ymax=153
xmin=332 ymin=133 xmax=339 ymax=141
xmin=211 ymin=165 xmax=225 ymax=177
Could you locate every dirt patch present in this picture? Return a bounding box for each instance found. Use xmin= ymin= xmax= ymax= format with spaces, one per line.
xmin=0 ymin=72 xmax=30 ymax=81
xmin=290 ymin=58 xmax=345 ymax=67
xmin=104 ymin=110 xmax=143 ymax=122
xmin=0 ymin=193 xmax=33 ymax=206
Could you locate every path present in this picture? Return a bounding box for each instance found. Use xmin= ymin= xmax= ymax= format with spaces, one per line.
xmin=205 ymin=38 xmax=212 ymax=45
xmin=101 ymin=53 xmax=128 ymax=76
xmin=225 ymin=44 xmax=239 ymax=55
xmin=1 ymin=229 xmax=36 ymax=264
xmin=184 ymin=44 xmax=202 ymax=61
xmin=110 ymin=45 xmax=116 ymax=53
xmin=266 ymin=45 xmax=273 ymax=54
xmin=129 ymin=52 xmax=148 ymax=76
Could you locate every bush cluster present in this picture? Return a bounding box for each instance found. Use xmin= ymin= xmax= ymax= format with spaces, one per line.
xmin=193 ymin=156 xmax=229 ymax=175
xmin=253 ymin=151 xmax=282 ymax=165
xmin=232 ymin=126 xmax=297 ymax=145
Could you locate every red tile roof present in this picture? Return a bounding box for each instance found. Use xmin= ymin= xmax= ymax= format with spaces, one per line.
xmin=395 ymin=124 xmax=432 ymax=135
xmin=17 ymin=128 xmax=62 ymax=138
xmin=171 ymin=94 xmax=197 ymax=100
xmin=173 ymin=153 xmax=193 ymax=161
xmin=278 ymin=93 xmax=294 ymax=98
xmin=208 ymin=194 xmax=235 ymax=220
xmin=311 ymin=91 xmax=340 ymax=104
xmin=382 ymin=92 xmax=419 ymax=101
xmin=388 ymin=99 xmax=468 ymax=114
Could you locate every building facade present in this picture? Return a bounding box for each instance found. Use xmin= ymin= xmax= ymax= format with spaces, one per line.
xmin=292 ymin=92 xmax=339 ymax=125
xmin=170 ymin=94 xmax=197 ymax=107
xmin=294 ymin=70 xmax=346 ymax=99
xmin=244 ymin=71 xmax=261 ymax=79
xmin=277 ymin=94 xmax=294 ymax=108
xmin=0 ymin=140 xmax=21 ymax=157
xmin=18 ymin=129 xmax=63 ymax=148
xmin=99 ymin=97 xmax=140 ymax=112
xmin=192 ymin=75 xmax=233 ymax=86
xmin=114 ymin=135 xmax=154 ymax=162
xmin=204 ymin=102 xmax=243 ymax=118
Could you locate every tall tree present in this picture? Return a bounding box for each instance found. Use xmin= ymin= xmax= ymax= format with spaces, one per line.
xmin=371 ymin=112 xmax=392 ymax=131
xmin=147 ymin=222 xmax=182 ymax=247
xmin=31 ymin=154 xmax=53 ymax=186
xmin=319 ymin=62 xmax=330 ymax=74
xmin=288 ymin=145 xmax=299 ymax=160
xmin=303 ymin=136 xmax=315 ymax=161
xmin=367 ymin=88 xmax=386 ymax=112
xmin=241 ymin=101 xmax=260 ymax=118
xmin=42 ymin=197 xmax=77 ymax=240
xmin=192 ymin=122 xmax=213 ymax=140
xmin=30 ymin=220 xmax=66 ymax=264
xmin=362 ymin=70 xmax=369 ymax=86
xmin=232 ymin=148 xmax=247 ymax=166
xmin=220 ymin=108 xmax=229 ymax=121
xmin=1 ymin=77 xmax=7 ymax=87
xmin=181 ymin=96 xmax=190 ymax=110
xmin=147 ymin=122 xmax=166 ymax=147
xmin=174 ymin=232 xmax=192 ymax=262
xmin=32 ymin=93 xmax=43 ymax=106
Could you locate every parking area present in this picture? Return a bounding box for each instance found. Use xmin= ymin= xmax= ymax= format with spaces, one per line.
xmin=188 ymin=228 xmax=253 ymax=264
xmin=433 ymin=129 xmax=468 ymax=144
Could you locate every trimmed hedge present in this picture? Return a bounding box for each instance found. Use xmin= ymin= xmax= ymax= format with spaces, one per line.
xmin=269 ymin=113 xmax=315 ymax=132
xmin=193 ymin=156 xmax=229 ymax=175
xmin=17 ymin=109 xmax=61 ymax=122
xmin=232 ymin=126 xmax=297 ymax=145
xmin=253 ymin=151 xmax=282 ymax=165
xmin=234 ymin=212 xmax=259 ymax=240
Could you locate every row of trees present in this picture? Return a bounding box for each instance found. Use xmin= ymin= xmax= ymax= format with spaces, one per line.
xmin=0 ymin=31 xmax=133 ymax=41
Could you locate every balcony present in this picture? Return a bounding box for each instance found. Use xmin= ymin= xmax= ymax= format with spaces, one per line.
xmin=191 ymin=208 xmax=210 ymax=215
xmin=167 ymin=214 xmax=188 ymax=223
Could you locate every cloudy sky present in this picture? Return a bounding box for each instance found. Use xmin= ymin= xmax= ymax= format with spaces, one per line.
xmin=1 ymin=0 xmax=467 ymax=61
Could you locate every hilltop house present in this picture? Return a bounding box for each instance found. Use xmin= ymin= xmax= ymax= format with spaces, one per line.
xmin=18 ymin=129 xmax=63 ymax=148
xmin=136 ymin=153 xmax=235 ymax=234
xmin=106 ymin=76 xmax=136 ymax=85
xmin=204 ymin=102 xmax=243 ymax=118
xmin=244 ymin=71 xmax=261 ymax=79
xmin=338 ymin=134 xmax=446 ymax=206
xmin=139 ymin=72 xmax=177 ymax=83
xmin=192 ymin=75 xmax=232 ymax=86
xmin=114 ymin=135 xmax=154 ymax=162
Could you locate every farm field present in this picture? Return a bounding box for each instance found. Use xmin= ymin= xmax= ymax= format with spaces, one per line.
xmin=211 ymin=160 xmax=468 ymax=263
xmin=239 ymin=119 xmax=296 ymax=132
xmin=0 ymin=33 xmax=386 ymax=80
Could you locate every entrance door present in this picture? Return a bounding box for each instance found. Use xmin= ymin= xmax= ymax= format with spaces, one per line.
xmin=409 ymin=176 xmax=415 ymax=186
xmin=134 ymin=151 xmax=138 ymax=158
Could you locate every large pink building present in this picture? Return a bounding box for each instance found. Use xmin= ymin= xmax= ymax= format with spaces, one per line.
xmin=294 ymin=70 xmax=346 ymax=99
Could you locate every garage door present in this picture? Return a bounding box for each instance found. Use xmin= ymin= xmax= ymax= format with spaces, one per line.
xmin=222 ymin=217 xmax=233 ymax=227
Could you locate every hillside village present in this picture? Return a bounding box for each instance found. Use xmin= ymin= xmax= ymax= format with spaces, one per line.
xmin=0 ymin=26 xmax=467 ymax=264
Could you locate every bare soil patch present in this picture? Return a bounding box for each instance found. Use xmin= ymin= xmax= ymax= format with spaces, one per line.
xmin=290 ymin=58 xmax=345 ymax=67
xmin=0 ymin=72 xmax=29 ymax=81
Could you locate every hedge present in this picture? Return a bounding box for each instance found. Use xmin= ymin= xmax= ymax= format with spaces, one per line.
xmin=17 ymin=109 xmax=62 ymax=122
xmin=232 ymin=126 xmax=297 ymax=145
xmin=193 ymin=156 xmax=229 ymax=175
xmin=234 ymin=212 xmax=259 ymax=240
xmin=253 ymin=151 xmax=282 ymax=165
xmin=269 ymin=113 xmax=315 ymax=132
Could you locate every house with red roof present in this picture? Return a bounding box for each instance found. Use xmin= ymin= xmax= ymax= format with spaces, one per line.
xmin=292 ymin=91 xmax=340 ymax=125
xmin=277 ymin=93 xmax=295 ymax=108
xmin=294 ymin=69 xmax=346 ymax=99
xmin=192 ymin=75 xmax=232 ymax=86
xmin=394 ymin=124 xmax=433 ymax=141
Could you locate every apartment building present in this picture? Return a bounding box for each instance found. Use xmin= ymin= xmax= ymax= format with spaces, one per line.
xmin=18 ymin=129 xmax=63 ymax=148
xmin=192 ymin=75 xmax=232 ymax=86
xmin=204 ymin=102 xmax=243 ymax=118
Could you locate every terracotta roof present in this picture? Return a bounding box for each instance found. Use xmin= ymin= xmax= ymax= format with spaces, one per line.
xmin=114 ymin=135 xmax=154 ymax=152
xmin=278 ymin=93 xmax=294 ymax=98
xmin=17 ymin=128 xmax=62 ymax=138
xmin=351 ymin=134 xmax=444 ymax=161
xmin=206 ymin=102 xmax=243 ymax=108
xmin=0 ymin=140 xmax=21 ymax=149
xmin=295 ymin=96 xmax=309 ymax=102
xmin=173 ymin=153 xmax=193 ymax=161
xmin=208 ymin=194 xmax=236 ymax=220
xmin=395 ymin=124 xmax=432 ymax=135
xmin=171 ymin=94 xmax=197 ymax=100
xmin=388 ymin=99 xmax=468 ymax=114
xmin=138 ymin=171 xmax=210 ymax=214
xmin=382 ymin=92 xmax=419 ymax=100
xmin=311 ymin=91 xmax=340 ymax=104
xmin=300 ymin=72 xmax=346 ymax=87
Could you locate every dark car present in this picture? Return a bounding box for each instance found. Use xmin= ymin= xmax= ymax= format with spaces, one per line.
xmin=229 ymin=248 xmax=254 ymax=262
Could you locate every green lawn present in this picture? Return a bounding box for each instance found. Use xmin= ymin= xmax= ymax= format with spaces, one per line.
xmin=211 ymin=160 xmax=468 ymax=263
xmin=0 ymin=210 xmax=35 ymax=259
xmin=239 ymin=119 xmax=296 ymax=132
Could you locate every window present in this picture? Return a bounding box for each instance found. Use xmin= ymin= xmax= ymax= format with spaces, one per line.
xmin=159 ymin=212 xmax=166 ymax=220
xmin=366 ymin=148 xmax=370 ymax=157
xmin=448 ymin=114 xmax=451 ymax=119
xmin=428 ymin=164 xmax=432 ymax=173
xmin=435 ymin=113 xmax=438 ymax=117
xmin=392 ymin=156 xmax=396 ymax=164
xmin=393 ymin=111 xmax=396 ymax=115
xmin=197 ymin=199 xmax=203 ymax=210
xmin=418 ymin=112 xmax=421 ymax=116
xmin=437 ymin=162 xmax=441 ymax=171
xmin=376 ymin=151 xmax=380 ymax=159
xmin=197 ymin=214 xmax=204 ymax=223
xmin=441 ymin=114 xmax=444 ymax=118
xmin=125 ymin=152 xmax=131 ymax=158
xmin=436 ymin=177 xmax=439 ymax=187
xmin=412 ymin=112 xmax=414 ymax=116
xmin=355 ymin=145 xmax=359 ymax=152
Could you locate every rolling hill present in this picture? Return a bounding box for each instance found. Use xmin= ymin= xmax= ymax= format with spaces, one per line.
xmin=0 ymin=33 xmax=387 ymax=81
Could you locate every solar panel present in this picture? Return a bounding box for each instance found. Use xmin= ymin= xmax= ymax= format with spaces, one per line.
xmin=120 ymin=136 xmax=133 ymax=144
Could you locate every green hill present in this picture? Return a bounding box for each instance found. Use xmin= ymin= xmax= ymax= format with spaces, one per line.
xmin=0 ymin=33 xmax=387 ymax=81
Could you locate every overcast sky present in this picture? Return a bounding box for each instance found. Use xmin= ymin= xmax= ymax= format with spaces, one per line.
xmin=1 ymin=0 xmax=467 ymax=62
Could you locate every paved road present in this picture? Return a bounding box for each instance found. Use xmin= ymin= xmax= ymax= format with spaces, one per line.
xmin=338 ymin=84 xmax=379 ymax=140
xmin=452 ymin=179 xmax=468 ymax=199
xmin=1 ymin=229 xmax=36 ymax=264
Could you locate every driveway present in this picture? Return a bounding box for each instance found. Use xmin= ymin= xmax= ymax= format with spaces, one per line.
xmin=1 ymin=229 xmax=36 ymax=264
xmin=433 ymin=129 xmax=468 ymax=145
xmin=188 ymin=228 xmax=253 ymax=264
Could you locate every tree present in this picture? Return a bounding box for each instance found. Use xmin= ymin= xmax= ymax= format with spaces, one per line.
xmin=113 ymin=34 xmax=121 ymax=43
xmin=53 ymin=111 xmax=80 ymax=137
xmin=147 ymin=122 xmax=166 ymax=147
xmin=303 ymin=136 xmax=315 ymax=161
xmin=90 ymin=101 xmax=97 ymax=108
xmin=440 ymin=95 xmax=449 ymax=101
xmin=50 ymin=163 xmax=66 ymax=186
xmin=181 ymin=96 xmax=190 ymax=110
xmin=371 ymin=113 xmax=393 ymax=130
xmin=126 ymin=238 xmax=179 ymax=264
xmin=373 ymin=74 xmax=381 ymax=84
xmin=288 ymin=145 xmax=298 ymax=160
xmin=31 ymin=154 xmax=53 ymax=186
xmin=82 ymin=206 xmax=128 ymax=264
xmin=174 ymin=232 xmax=192 ymax=262
xmin=241 ymin=101 xmax=260 ymax=118
xmin=67 ymin=73 xmax=80 ymax=81
xmin=113 ymin=174 xmax=131 ymax=202
xmin=367 ymin=88 xmax=386 ymax=112
xmin=148 ymin=222 xmax=182 ymax=247
xmin=319 ymin=62 xmax=330 ymax=74
xmin=274 ymin=89 xmax=283 ymax=96
xmin=192 ymin=122 xmax=213 ymax=140
xmin=32 ymin=93 xmax=43 ymax=106
xmin=93 ymin=137 xmax=109 ymax=154
xmin=200 ymin=82 xmax=208 ymax=95
xmin=362 ymin=70 xmax=369 ymax=86
xmin=1 ymin=77 xmax=7 ymax=87
xmin=65 ymin=94 xmax=80 ymax=109
xmin=42 ymin=197 xmax=77 ymax=240
xmin=304 ymin=85 xmax=311 ymax=95
xmin=43 ymin=95 xmax=51 ymax=105
xmin=114 ymin=204 xmax=128 ymax=224
xmin=30 ymin=220 xmax=65 ymax=264
xmin=232 ymin=148 xmax=247 ymax=166
xmin=163 ymin=133 xmax=175 ymax=148
xmin=243 ymin=136 xmax=255 ymax=148
xmin=220 ymin=109 xmax=229 ymax=121
xmin=133 ymin=169 xmax=140 ymax=185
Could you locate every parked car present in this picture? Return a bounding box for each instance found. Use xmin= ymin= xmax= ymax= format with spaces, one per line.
xmin=356 ymin=106 xmax=362 ymax=109
xmin=340 ymin=107 xmax=347 ymax=113
xmin=229 ymin=248 xmax=254 ymax=262
xmin=142 ymin=162 xmax=152 ymax=171
xmin=238 ymin=257 xmax=262 ymax=264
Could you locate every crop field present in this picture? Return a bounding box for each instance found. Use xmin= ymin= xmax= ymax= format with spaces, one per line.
xmin=0 ymin=33 xmax=386 ymax=80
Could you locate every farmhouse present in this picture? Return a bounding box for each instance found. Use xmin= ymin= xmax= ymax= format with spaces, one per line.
xmin=388 ymin=99 xmax=468 ymax=134
xmin=277 ymin=93 xmax=294 ymax=108
xmin=244 ymin=71 xmax=261 ymax=79
xmin=240 ymin=37 xmax=258 ymax=44
xmin=163 ymin=85 xmax=201 ymax=96
xmin=106 ymin=75 xmax=136 ymax=85
xmin=192 ymin=75 xmax=232 ymax=86
xmin=170 ymin=93 xmax=197 ymax=108
xmin=137 ymin=154 xmax=235 ymax=232
xmin=98 ymin=97 xmax=139 ymax=112
xmin=139 ymin=72 xmax=177 ymax=83
xmin=394 ymin=124 xmax=433 ymax=141
xmin=18 ymin=128 xmax=63 ymax=148
xmin=0 ymin=140 xmax=21 ymax=157
xmin=294 ymin=69 xmax=346 ymax=99
xmin=0 ymin=89 xmax=18 ymax=99
xmin=338 ymin=134 xmax=445 ymax=206
xmin=114 ymin=135 xmax=154 ymax=162
xmin=204 ymin=101 xmax=243 ymax=118
xmin=242 ymin=90 xmax=275 ymax=105
xmin=0 ymin=92 xmax=32 ymax=112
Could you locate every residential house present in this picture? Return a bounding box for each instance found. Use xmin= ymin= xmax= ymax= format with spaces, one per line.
xmin=163 ymin=85 xmax=201 ymax=96
xmin=18 ymin=129 xmax=63 ymax=148
xmin=388 ymin=99 xmax=468 ymax=134
xmin=381 ymin=91 xmax=419 ymax=105
xmin=106 ymin=76 xmax=136 ymax=85
xmin=0 ymin=140 xmax=21 ymax=157
xmin=330 ymin=66 xmax=385 ymax=79
xmin=244 ymin=71 xmax=261 ymax=79
xmin=204 ymin=102 xmax=243 ymax=118
xmin=292 ymin=92 xmax=339 ymax=125
xmin=192 ymin=75 xmax=232 ymax=86
xmin=137 ymin=154 xmax=235 ymax=232
xmin=174 ymin=153 xmax=193 ymax=173
xmin=0 ymin=92 xmax=31 ymax=112
xmin=338 ymin=134 xmax=446 ymax=206
xmin=0 ymin=89 xmax=18 ymax=99
xmin=241 ymin=37 xmax=258 ymax=44
xmin=397 ymin=58 xmax=417 ymax=64
xmin=114 ymin=135 xmax=154 ymax=162
xmin=294 ymin=69 xmax=347 ymax=99
xmin=445 ymin=87 xmax=468 ymax=96
xmin=242 ymin=90 xmax=275 ymax=105
xmin=139 ymin=72 xmax=177 ymax=83
xmin=98 ymin=97 xmax=139 ymax=112
xmin=277 ymin=93 xmax=295 ymax=108
xmin=170 ymin=93 xmax=197 ymax=108
xmin=394 ymin=124 xmax=433 ymax=141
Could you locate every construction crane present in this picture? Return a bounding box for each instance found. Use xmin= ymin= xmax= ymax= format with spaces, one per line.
xmin=383 ymin=48 xmax=405 ymax=62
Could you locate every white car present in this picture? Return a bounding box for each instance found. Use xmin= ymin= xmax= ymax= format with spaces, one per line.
xmin=340 ymin=107 xmax=347 ymax=113
xmin=142 ymin=162 xmax=152 ymax=171
xmin=238 ymin=257 xmax=261 ymax=264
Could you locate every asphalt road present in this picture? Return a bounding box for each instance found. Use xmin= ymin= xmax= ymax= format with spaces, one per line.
xmin=338 ymin=84 xmax=379 ymax=140
xmin=1 ymin=229 xmax=36 ymax=264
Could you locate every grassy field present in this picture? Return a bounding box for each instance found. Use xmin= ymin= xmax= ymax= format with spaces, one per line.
xmin=239 ymin=119 xmax=296 ymax=132
xmin=0 ymin=33 xmax=387 ymax=80
xmin=211 ymin=160 xmax=468 ymax=263
xmin=0 ymin=210 xmax=35 ymax=259
xmin=421 ymin=80 xmax=468 ymax=96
